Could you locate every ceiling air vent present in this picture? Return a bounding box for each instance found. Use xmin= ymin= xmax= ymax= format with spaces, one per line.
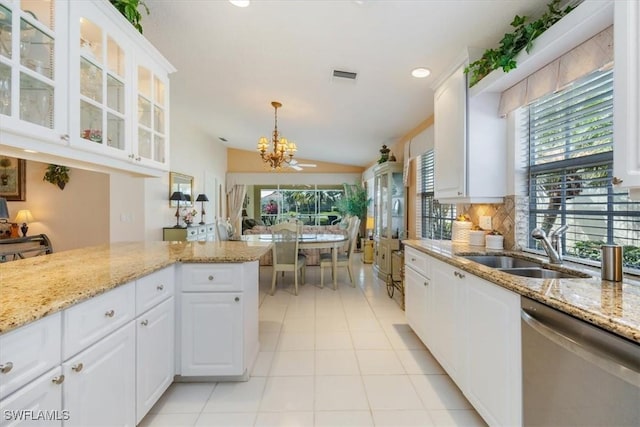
xmin=332 ymin=70 xmax=357 ymax=80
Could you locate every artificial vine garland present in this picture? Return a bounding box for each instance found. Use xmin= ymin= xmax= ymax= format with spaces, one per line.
xmin=464 ymin=0 xmax=576 ymax=87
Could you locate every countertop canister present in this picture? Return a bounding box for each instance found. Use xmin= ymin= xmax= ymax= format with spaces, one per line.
xmin=601 ymin=244 xmax=623 ymax=281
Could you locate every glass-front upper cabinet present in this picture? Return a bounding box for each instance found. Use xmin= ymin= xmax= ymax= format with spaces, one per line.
xmin=68 ymin=1 xmax=129 ymax=158
xmin=374 ymin=161 xmax=405 ymax=240
xmin=136 ymin=64 xmax=168 ymax=166
xmin=0 ymin=0 xmax=68 ymax=142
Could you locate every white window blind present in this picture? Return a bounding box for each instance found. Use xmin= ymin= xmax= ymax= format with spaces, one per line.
xmin=527 ymin=69 xmax=640 ymax=271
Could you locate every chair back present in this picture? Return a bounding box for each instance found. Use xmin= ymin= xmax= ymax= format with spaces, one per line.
xmin=216 ymin=222 xmax=229 ymax=241
xmin=272 ymin=222 xmax=300 ymax=265
xmin=346 ymin=217 xmax=361 ymax=258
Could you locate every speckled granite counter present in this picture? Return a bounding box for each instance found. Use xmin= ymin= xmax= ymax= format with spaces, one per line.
xmin=403 ymin=239 xmax=640 ymax=344
xmin=0 ymin=240 xmax=272 ymax=334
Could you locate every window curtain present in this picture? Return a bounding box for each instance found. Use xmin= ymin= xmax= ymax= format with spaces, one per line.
xmin=498 ymin=26 xmax=613 ymax=117
xmin=227 ymin=184 xmax=246 ymax=239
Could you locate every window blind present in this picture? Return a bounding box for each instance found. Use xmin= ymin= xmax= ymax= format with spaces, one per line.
xmin=417 ymin=151 xmax=456 ymax=239
xmin=527 ymin=69 xmax=640 ymax=270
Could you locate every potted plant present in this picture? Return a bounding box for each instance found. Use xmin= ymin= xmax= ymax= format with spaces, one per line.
xmin=43 ymin=164 xmax=70 ymax=190
xmin=109 ymin=0 xmax=149 ymax=33
xmin=337 ymin=183 xmax=370 ymax=246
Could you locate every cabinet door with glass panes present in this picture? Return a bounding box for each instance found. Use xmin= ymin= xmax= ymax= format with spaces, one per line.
xmin=0 ymin=0 xmax=69 ymax=145
xmin=67 ymin=1 xmax=131 ymax=161
xmin=135 ymin=59 xmax=169 ymax=169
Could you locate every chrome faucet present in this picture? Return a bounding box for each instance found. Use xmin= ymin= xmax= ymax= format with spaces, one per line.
xmin=531 ymin=225 xmax=569 ymax=264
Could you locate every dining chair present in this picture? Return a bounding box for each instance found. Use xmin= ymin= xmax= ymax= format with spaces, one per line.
xmin=319 ymin=216 xmax=360 ymax=289
xmin=216 ymin=222 xmax=229 ymax=241
xmin=271 ymin=222 xmax=306 ymax=295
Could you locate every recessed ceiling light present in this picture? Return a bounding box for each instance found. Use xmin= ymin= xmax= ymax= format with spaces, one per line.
xmin=229 ymin=0 xmax=250 ymax=7
xmin=411 ymin=68 xmax=431 ymax=78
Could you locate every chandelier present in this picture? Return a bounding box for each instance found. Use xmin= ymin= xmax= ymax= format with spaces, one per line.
xmin=257 ymin=101 xmax=297 ymax=169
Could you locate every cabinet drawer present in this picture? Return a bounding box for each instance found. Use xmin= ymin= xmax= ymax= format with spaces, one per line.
xmin=63 ymin=282 xmax=135 ymax=359
xmin=197 ymin=226 xmax=207 ymax=235
xmin=0 ymin=366 xmax=63 ymax=421
xmin=136 ymin=266 xmax=174 ymax=316
xmin=205 ymin=224 xmax=215 ymax=236
xmin=186 ymin=228 xmax=198 ymax=240
xmin=0 ymin=313 xmax=61 ymax=399
xmin=181 ymin=264 xmax=244 ymax=292
xmin=405 ymin=247 xmax=431 ymax=278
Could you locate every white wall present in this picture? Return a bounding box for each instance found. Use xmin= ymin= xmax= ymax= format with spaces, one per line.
xmin=8 ymin=160 xmax=110 ymax=251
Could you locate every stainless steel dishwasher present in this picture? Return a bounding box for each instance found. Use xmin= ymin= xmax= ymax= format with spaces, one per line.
xmin=521 ymin=297 xmax=640 ymax=426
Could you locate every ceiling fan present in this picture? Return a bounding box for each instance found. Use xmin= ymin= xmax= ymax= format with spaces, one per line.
xmin=287 ymin=159 xmax=317 ymax=171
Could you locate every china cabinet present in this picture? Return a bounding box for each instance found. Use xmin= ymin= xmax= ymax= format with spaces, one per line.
xmin=0 ymin=0 xmax=174 ymax=177
xmin=372 ymin=161 xmax=404 ymax=280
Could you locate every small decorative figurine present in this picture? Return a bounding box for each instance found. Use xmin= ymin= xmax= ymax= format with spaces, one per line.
xmin=378 ymin=145 xmax=390 ymax=163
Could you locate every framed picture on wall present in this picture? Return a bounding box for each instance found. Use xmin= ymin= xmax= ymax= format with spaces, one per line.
xmin=0 ymin=156 xmax=26 ymax=201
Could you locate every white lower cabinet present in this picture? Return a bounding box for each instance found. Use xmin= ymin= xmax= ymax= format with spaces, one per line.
xmin=464 ymin=275 xmax=522 ymax=427
xmin=0 ymin=367 xmax=64 ymax=427
xmin=62 ymin=323 xmax=136 ymax=427
xmin=178 ymin=262 xmax=259 ymax=379
xmin=404 ymin=250 xmax=522 ymax=427
xmin=135 ymin=298 xmax=175 ymax=424
xmin=181 ymin=293 xmax=243 ymax=376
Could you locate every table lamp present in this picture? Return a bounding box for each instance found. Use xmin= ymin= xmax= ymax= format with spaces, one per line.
xmin=15 ymin=209 xmax=34 ymax=237
xmin=170 ymin=191 xmax=186 ymax=228
xmin=0 ymin=197 xmax=9 ymax=221
xmin=196 ymin=194 xmax=209 ymax=224
xmin=366 ymin=217 xmax=374 ymax=239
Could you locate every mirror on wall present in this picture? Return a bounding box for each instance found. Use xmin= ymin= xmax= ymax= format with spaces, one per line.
xmin=169 ymin=172 xmax=193 ymax=207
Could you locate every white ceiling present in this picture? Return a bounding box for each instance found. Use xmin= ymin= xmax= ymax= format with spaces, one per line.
xmin=143 ymin=0 xmax=546 ymax=167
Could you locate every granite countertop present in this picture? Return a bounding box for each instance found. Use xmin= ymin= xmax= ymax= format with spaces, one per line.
xmin=0 ymin=240 xmax=272 ymax=334
xmin=402 ymin=239 xmax=640 ymax=344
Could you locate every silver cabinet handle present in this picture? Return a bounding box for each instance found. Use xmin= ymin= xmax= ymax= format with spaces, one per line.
xmin=157 ymin=284 xmax=164 ymax=291
xmin=135 ymin=156 xmax=141 ymax=161
xmin=612 ymin=177 xmax=623 ymax=185
xmin=454 ymin=271 xmax=465 ymax=279
xmin=0 ymin=362 xmax=13 ymax=373
xmin=411 ymin=257 xmax=417 ymax=262
xmin=71 ymin=363 xmax=83 ymax=372
xmin=423 ymin=281 xmax=429 ymax=287
xmin=51 ymin=375 xmax=65 ymax=385
xmin=60 ymin=134 xmax=69 ymax=141
xmin=208 ymin=275 xmax=214 ymax=281
xmin=234 ymin=297 xmax=240 ymax=302
xmin=105 ymin=309 xmax=115 ymax=317
xmin=140 ymin=319 xmax=148 ymax=326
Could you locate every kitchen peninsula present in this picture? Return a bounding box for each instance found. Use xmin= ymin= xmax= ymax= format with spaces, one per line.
xmin=0 ymin=241 xmax=271 ymax=426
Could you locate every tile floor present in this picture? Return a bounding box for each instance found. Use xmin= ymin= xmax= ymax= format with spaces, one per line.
xmin=140 ymin=257 xmax=487 ymax=427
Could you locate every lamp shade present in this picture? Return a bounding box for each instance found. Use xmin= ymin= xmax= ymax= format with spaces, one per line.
xmin=170 ymin=191 xmax=186 ymax=201
xmin=366 ymin=217 xmax=374 ymax=229
xmin=196 ymin=194 xmax=209 ymax=202
xmin=0 ymin=197 xmax=9 ymax=219
xmin=15 ymin=209 xmax=34 ymax=224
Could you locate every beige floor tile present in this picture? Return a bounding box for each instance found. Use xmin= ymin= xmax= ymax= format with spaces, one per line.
xmin=254 ymin=411 xmax=315 ymax=427
xmin=269 ymin=350 xmax=315 ymax=376
xmin=362 ymin=375 xmax=425 ymax=410
xmin=315 ymin=350 xmax=360 ymax=375
xmin=315 ymin=330 xmax=353 ymax=350
xmin=314 ymin=410 xmax=374 ymax=426
xmin=409 ymin=375 xmax=473 ymax=410
xmin=428 ymin=409 xmax=488 ymax=426
xmin=202 ymin=377 xmax=266 ymax=412
xmin=395 ymin=349 xmax=446 ymax=375
xmin=259 ymin=377 xmax=315 ymax=412
xmin=138 ymin=412 xmax=199 ymax=427
xmin=149 ymin=383 xmax=215 ymax=414
xmin=315 ymin=376 xmax=369 ymax=411
xmin=355 ymin=349 xmax=406 ymax=375
xmin=371 ymin=409 xmax=435 ymax=426
xmin=194 ymin=412 xmax=256 ymax=427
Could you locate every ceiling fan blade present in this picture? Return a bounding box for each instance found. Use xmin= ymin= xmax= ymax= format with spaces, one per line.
xmin=297 ymin=163 xmax=317 ymax=168
xmin=291 ymin=165 xmax=303 ymax=171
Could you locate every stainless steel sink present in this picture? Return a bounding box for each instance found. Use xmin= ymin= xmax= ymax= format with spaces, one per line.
xmin=460 ymin=254 xmax=590 ymax=279
xmin=461 ymin=255 xmax=543 ymax=269
xmin=497 ymin=267 xmax=589 ymax=279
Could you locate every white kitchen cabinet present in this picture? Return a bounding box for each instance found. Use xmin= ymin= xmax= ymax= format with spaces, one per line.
xmin=0 ymin=366 xmax=64 ymax=427
xmin=0 ymin=313 xmax=61 ymax=400
xmin=136 ymin=298 xmax=174 ymax=424
xmin=0 ymin=0 xmax=174 ymax=177
xmin=180 ymin=292 xmax=243 ymax=376
xmin=433 ymin=57 xmax=506 ymax=203
xmin=465 ymin=274 xmax=522 ymax=427
xmin=404 ymin=263 xmax=430 ymax=344
xmin=0 ymin=0 xmax=69 ymax=148
xmin=428 ymin=257 xmax=465 ymax=385
xmin=404 ymin=248 xmax=522 ymax=427
xmin=373 ymin=161 xmax=404 ymax=280
xmin=613 ymin=0 xmax=640 ymax=189
xmin=178 ymin=262 xmax=259 ymax=379
xmin=62 ymin=322 xmax=136 ymax=427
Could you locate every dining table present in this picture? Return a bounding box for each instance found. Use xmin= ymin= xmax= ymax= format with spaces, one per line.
xmin=241 ymin=233 xmax=348 ymax=290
